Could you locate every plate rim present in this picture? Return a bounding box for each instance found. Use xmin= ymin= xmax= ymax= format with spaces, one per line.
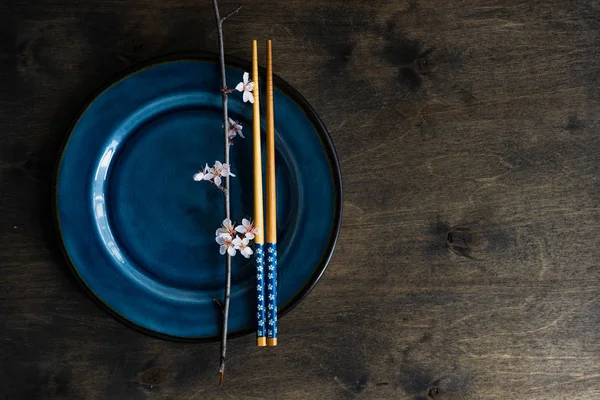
xmin=52 ymin=51 xmax=343 ymax=342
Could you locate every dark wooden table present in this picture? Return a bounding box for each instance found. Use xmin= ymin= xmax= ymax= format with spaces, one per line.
xmin=2 ymin=1 xmax=600 ymax=399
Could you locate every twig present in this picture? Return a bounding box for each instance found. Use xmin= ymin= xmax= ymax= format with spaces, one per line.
xmin=211 ymin=0 xmax=240 ymax=388
xmin=221 ymin=5 xmax=242 ymax=23
xmin=212 ymin=298 xmax=224 ymax=315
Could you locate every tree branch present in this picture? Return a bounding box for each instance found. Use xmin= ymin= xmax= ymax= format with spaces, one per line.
xmin=211 ymin=0 xmax=238 ymax=388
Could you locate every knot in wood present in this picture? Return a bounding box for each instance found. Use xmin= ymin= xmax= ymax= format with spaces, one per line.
xmin=141 ymin=367 xmax=169 ymax=387
xmin=447 ymin=226 xmax=488 ymax=258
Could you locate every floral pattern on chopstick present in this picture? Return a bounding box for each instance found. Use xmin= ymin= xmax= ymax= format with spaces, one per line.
xmin=255 ymin=243 xmax=266 ymax=338
xmin=266 ymin=243 xmax=278 ymax=339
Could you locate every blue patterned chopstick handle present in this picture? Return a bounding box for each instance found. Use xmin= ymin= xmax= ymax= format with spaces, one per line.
xmin=266 ymin=243 xmax=278 ymax=340
xmin=255 ymin=244 xmax=266 ymax=339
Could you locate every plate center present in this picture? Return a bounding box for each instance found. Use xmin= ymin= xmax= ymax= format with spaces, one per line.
xmin=107 ymin=108 xmax=241 ymax=291
xmin=104 ymin=106 xmax=297 ymax=293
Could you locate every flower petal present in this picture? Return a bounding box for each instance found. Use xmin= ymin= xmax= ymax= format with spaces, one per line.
xmin=246 ymin=81 xmax=255 ymax=92
xmin=243 ymin=91 xmax=251 ymax=103
xmin=247 ymin=91 xmax=255 ymax=103
xmin=242 ymin=247 xmax=253 ymax=258
xmin=214 ymin=161 xmax=223 ymax=170
xmin=245 ymin=232 xmax=255 ymax=240
xmin=235 ymin=225 xmax=246 ymax=233
xmin=242 ymin=218 xmax=250 ymax=228
xmin=203 ymin=172 xmax=214 ymax=180
xmin=220 ymin=245 xmax=227 ymax=255
xmin=216 ymin=233 xmax=231 ymax=244
xmin=228 ymin=246 xmax=237 ymax=256
xmin=228 ymin=171 xmax=236 ymax=177
xmin=214 ymin=176 xmax=221 ymax=187
xmin=235 ymin=82 xmax=244 ymax=92
xmin=243 ymin=72 xmax=249 ymax=84
xmin=193 ymin=172 xmax=204 ymax=181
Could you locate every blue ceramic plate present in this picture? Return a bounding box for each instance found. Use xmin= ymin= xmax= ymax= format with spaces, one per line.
xmin=54 ymin=54 xmax=342 ymax=341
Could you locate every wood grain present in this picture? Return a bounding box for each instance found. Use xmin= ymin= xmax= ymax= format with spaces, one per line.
xmin=2 ymin=0 xmax=600 ymax=399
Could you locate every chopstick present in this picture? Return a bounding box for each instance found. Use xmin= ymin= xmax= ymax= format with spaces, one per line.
xmin=265 ymin=39 xmax=278 ymax=347
xmin=252 ymin=40 xmax=267 ymax=347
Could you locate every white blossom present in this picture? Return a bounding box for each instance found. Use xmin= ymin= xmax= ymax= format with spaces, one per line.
xmin=216 ymin=218 xmax=236 ymax=237
xmin=212 ymin=161 xmax=235 ymax=187
xmin=235 ymin=218 xmax=260 ymax=240
xmin=216 ymin=233 xmax=236 ymax=256
xmin=227 ymin=118 xmax=244 ymax=141
xmin=193 ymin=163 xmax=214 ymax=181
xmin=235 ymin=72 xmax=255 ymax=103
xmin=238 ymin=237 xmax=253 ymax=258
